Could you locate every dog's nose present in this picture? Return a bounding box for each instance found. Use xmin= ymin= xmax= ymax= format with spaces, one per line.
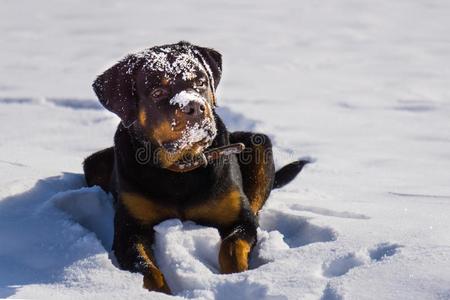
xmin=181 ymin=101 xmax=206 ymax=117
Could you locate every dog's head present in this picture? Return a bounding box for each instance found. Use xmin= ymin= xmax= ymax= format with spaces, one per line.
xmin=93 ymin=41 xmax=222 ymax=169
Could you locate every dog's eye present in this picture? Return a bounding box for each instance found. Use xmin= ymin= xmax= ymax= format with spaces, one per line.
xmin=151 ymin=88 xmax=168 ymax=100
xmin=195 ymin=79 xmax=207 ymax=89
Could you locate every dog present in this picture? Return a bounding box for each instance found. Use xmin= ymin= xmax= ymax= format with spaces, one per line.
xmin=83 ymin=41 xmax=309 ymax=294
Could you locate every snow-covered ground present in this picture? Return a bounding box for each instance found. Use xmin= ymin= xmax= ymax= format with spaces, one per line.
xmin=1 ymin=0 xmax=450 ymax=299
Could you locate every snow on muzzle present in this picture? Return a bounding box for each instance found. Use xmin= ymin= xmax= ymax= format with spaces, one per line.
xmin=164 ymin=90 xmax=217 ymax=152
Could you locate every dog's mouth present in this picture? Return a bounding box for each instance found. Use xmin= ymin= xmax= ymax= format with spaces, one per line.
xmin=160 ymin=118 xmax=217 ymax=154
xmin=156 ymin=120 xmax=216 ymax=171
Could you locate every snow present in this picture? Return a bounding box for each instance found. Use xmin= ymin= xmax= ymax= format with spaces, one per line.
xmin=1 ymin=0 xmax=450 ymax=299
xmin=136 ymin=44 xmax=201 ymax=81
xmin=170 ymin=91 xmax=207 ymax=109
xmin=172 ymin=118 xmax=217 ymax=152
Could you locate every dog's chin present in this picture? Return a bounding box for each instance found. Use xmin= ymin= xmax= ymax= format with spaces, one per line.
xmin=157 ymin=137 xmax=213 ymax=170
xmin=161 ymin=121 xmax=217 ymax=154
xmin=162 ymin=136 xmax=212 ymax=153
xmin=155 ymin=118 xmax=217 ymax=170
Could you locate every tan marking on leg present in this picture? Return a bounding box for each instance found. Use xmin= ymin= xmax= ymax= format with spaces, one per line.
xmin=120 ymin=192 xmax=177 ymax=225
xmin=234 ymin=239 xmax=251 ymax=271
xmin=249 ymin=169 xmax=266 ymax=214
xmin=219 ymin=238 xmax=251 ymax=274
xmin=136 ymin=242 xmax=171 ymax=294
xmin=249 ymin=145 xmax=270 ymax=214
xmin=185 ymin=188 xmax=242 ymax=226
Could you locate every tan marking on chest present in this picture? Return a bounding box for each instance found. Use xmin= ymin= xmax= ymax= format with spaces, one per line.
xmin=184 ymin=188 xmax=242 ymax=226
xmin=121 ymin=192 xmax=177 ymax=225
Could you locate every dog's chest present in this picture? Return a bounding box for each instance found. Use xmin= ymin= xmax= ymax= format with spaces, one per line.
xmin=119 ymin=188 xmax=242 ymax=227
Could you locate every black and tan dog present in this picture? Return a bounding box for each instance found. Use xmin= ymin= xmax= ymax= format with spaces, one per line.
xmin=83 ymin=41 xmax=309 ymax=294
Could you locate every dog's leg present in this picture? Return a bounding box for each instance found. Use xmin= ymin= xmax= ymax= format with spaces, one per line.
xmin=112 ymin=210 xmax=171 ymax=294
xmin=230 ymin=132 xmax=275 ymax=215
xmin=218 ymin=212 xmax=257 ymax=274
xmin=83 ymin=147 xmax=114 ymax=192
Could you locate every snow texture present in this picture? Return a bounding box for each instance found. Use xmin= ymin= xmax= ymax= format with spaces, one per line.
xmin=170 ymin=91 xmax=207 ymax=109
xmin=136 ymin=44 xmax=202 ymax=81
xmin=172 ymin=118 xmax=217 ymax=152
xmin=1 ymin=0 xmax=450 ymax=299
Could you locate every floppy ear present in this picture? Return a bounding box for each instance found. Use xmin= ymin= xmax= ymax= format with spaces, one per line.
xmin=92 ymin=55 xmax=140 ymax=128
xmin=194 ymin=46 xmax=222 ymax=91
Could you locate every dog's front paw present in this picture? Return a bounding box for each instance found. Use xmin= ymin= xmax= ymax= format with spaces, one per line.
xmin=219 ymin=237 xmax=252 ymax=274
xmin=143 ymin=270 xmax=171 ymax=294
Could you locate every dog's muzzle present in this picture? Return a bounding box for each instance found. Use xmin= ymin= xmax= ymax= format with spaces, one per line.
xmin=164 ymin=90 xmax=217 ymax=153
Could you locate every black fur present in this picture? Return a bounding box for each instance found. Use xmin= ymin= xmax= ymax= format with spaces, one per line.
xmin=273 ymin=159 xmax=311 ymax=189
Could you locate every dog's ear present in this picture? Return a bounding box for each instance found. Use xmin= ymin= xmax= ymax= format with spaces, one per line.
xmin=194 ymin=46 xmax=222 ymax=91
xmin=92 ymin=55 xmax=140 ymax=128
